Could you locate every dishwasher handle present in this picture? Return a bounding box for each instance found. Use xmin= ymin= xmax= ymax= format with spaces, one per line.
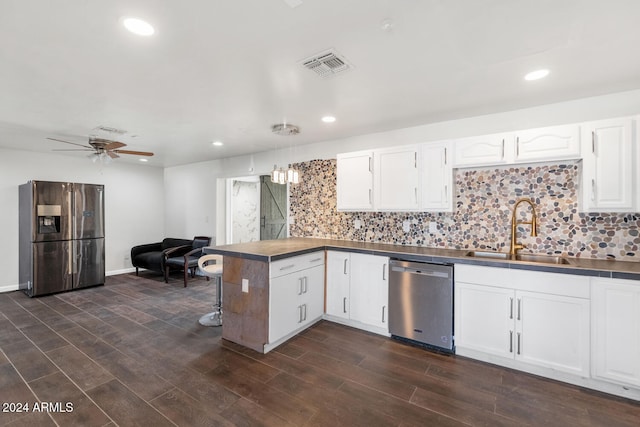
xmin=390 ymin=266 xmax=450 ymax=279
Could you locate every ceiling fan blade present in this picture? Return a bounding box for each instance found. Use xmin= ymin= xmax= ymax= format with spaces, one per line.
xmin=52 ymin=149 xmax=94 ymax=152
xmin=104 ymin=141 xmax=126 ymax=150
xmin=107 ymin=151 xmax=120 ymax=159
xmin=113 ymin=149 xmax=154 ymax=157
xmin=47 ymin=137 xmax=92 ymax=149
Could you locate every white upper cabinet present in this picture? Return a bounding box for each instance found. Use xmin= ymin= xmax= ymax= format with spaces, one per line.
xmin=453 ymin=133 xmax=510 ymax=167
xmin=336 ymin=151 xmax=373 ymax=211
xmin=421 ymin=141 xmax=453 ymax=212
xmin=374 ymin=145 xmax=420 ymax=211
xmin=580 ymin=117 xmax=635 ymax=212
xmin=513 ymin=124 xmax=580 ymax=162
xmin=453 ymin=125 xmax=580 ymax=168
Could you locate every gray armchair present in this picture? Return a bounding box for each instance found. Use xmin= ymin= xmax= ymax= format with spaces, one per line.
xmin=164 ymin=236 xmax=212 ymax=287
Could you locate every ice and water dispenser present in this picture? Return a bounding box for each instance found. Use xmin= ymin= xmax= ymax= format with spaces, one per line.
xmin=37 ymin=204 xmax=61 ymax=234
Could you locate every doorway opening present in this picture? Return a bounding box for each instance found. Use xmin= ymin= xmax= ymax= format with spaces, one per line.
xmin=224 ymin=175 xmax=288 ymax=244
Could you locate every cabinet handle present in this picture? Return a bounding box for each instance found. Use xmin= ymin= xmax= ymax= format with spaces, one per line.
xmin=303 ymin=276 xmax=308 ymax=294
xmin=343 ymin=297 xmax=347 ymax=313
xmin=279 ymin=264 xmax=295 ymax=271
xmin=298 ymin=305 xmax=303 ymax=323
xmin=382 ymin=305 xmax=386 ymax=323
xmin=369 ymin=157 xmax=372 ymax=172
xmin=414 ymin=187 xmax=418 ymax=204
xmin=444 ymin=147 xmax=447 ymax=165
xmin=592 ymin=131 xmax=595 ymax=153
xmin=414 ymin=152 xmax=417 ymax=168
xmin=309 ymin=258 xmax=322 ymax=263
xmin=501 ymin=139 xmax=505 ymax=159
xmin=343 ymin=258 xmax=348 ymax=275
xmin=509 ymin=331 xmax=513 ymax=353
xmin=517 ymin=332 xmax=521 ymax=355
xmin=444 ymin=185 xmax=448 ymax=203
xmin=517 ymin=299 xmax=521 ymax=321
xmin=297 ymin=278 xmax=303 ymax=295
xmin=516 ymin=137 xmax=520 ymax=157
xmin=382 ymin=264 xmax=387 ymax=281
xmin=509 ymin=297 xmax=514 ymax=319
xmin=303 ymin=303 xmax=307 ymax=321
xmin=591 ymin=179 xmax=596 ymax=202
xmin=369 ymin=189 xmax=372 ymax=204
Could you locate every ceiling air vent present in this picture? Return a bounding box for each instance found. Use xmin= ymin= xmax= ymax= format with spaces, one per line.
xmin=272 ymin=123 xmax=300 ymax=136
xmin=301 ymin=49 xmax=351 ymax=78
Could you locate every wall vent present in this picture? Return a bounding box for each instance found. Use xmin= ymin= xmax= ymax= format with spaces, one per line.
xmin=301 ymin=49 xmax=351 ymax=78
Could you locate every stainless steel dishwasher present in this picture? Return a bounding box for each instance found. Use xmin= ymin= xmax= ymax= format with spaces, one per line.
xmin=389 ymin=260 xmax=454 ymax=352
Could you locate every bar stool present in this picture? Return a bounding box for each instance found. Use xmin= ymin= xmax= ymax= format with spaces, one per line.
xmin=197 ymin=254 xmax=223 ymax=326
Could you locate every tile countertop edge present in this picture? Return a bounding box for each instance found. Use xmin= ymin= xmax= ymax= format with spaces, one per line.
xmin=203 ymin=238 xmax=640 ymax=281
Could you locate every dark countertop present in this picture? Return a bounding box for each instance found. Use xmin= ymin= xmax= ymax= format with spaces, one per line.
xmin=204 ymin=237 xmax=640 ymax=281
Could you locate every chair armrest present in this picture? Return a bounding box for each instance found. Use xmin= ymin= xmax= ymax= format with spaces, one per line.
xmin=182 ymin=246 xmax=205 ymax=260
xmin=131 ymin=242 xmax=162 ymax=259
xmin=163 ymin=245 xmax=192 ymax=259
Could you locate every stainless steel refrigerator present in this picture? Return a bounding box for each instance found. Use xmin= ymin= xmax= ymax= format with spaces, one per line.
xmin=19 ymin=181 xmax=105 ymax=297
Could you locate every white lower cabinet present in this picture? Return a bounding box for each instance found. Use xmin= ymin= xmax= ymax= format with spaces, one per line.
xmin=455 ymin=265 xmax=590 ymax=377
xmin=268 ymin=252 xmax=325 ymax=346
xmin=325 ymin=251 xmax=389 ymax=335
xmin=591 ymin=278 xmax=640 ymax=388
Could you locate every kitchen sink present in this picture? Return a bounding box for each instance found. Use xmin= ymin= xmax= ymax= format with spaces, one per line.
xmin=465 ymin=250 xmax=509 ymax=260
xmin=514 ymin=253 xmax=570 ymax=264
xmin=465 ymin=251 xmax=570 ymax=265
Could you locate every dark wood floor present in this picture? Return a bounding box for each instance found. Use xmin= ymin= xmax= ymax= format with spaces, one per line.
xmin=1 ymin=273 xmax=639 ymax=427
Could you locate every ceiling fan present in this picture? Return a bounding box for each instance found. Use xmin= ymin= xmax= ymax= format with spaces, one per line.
xmin=47 ymin=137 xmax=154 ymax=161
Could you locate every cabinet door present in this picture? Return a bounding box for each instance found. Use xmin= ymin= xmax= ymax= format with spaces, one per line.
xmin=455 ymin=282 xmax=514 ymax=358
xmin=592 ymin=279 xmax=640 ymax=388
xmin=349 ymin=253 xmax=389 ymax=330
xmin=336 ymin=151 xmax=373 ymax=211
xmin=326 ymin=251 xmax=350 ymax=320
xmin=421 ymin=141 xmax=453 ymax=212
xmin=453 ymin=134 xmax=510 ymax=167
xmin=269 ymin=273 xmax=302 ymax=343
xmin=513 ymin=124 xmax=580 ymax=162
xmin=301 ymin=265 xmax=325 ymax=325
xmin=516 ymin=291 xmax=590 ymax=377
xmin=374 ymin=146 xmax=420 ymax=210
xmin=580 ymin=117 xmax=634 ymax=212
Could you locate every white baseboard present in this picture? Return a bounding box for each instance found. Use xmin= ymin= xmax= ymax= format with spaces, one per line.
xmin=107 ymin=267 xmax=136 ymax=276
xmin=0 ymin=284 xmax=19 ymax=293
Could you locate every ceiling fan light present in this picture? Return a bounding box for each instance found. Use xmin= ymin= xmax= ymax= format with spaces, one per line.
xmin=278 ymin=168 xmax=286 ymax=185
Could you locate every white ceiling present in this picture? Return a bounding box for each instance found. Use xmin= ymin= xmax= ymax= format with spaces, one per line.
xmin=2 ymin=0 xmax=640 ymax=167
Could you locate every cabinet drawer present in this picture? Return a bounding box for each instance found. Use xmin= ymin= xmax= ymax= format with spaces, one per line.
xmin=270 ymin=251 xmax=324 ymax=278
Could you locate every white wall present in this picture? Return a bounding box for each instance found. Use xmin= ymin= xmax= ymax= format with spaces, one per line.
xmin=164 ymin=88 xmax=640 ymax=242
xmin=0 ymin=148 xmax=164 ymax=292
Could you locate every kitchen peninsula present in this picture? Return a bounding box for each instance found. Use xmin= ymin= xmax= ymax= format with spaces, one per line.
xmin=205 ymin=237 xmax=640 ymax=401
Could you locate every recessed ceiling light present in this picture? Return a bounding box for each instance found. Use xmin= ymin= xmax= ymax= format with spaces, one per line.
xmin=524 ymin=69 xmax=550 ymax=81
xmin=122 ymin=17 xmax=155 ymax=36
xmin=322 ymin=116 xmax=336 ymax=123
xmin=139 ymin=158 xmax=148 ymax=162
xmin=212 ymin=141 xmax=224 ymax=146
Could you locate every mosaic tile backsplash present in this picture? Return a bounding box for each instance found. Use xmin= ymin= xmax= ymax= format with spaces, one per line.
xmin=289 ymin=159 xmax=640 ymax=261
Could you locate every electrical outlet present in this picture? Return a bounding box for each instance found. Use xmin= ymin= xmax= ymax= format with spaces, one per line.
xmin=402 ymin=220 xmax=410 ymax=233
xmin=242 ymin=278 xmax=249 ymax=293
xmin=429 ymin=221 xmax=438 ymax=234
xmin=354 ymin=219 xmax=362 ymax=229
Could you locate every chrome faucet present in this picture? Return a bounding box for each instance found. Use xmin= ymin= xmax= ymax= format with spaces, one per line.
xmin=509 ymin=198 xmax=538 ymax=256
